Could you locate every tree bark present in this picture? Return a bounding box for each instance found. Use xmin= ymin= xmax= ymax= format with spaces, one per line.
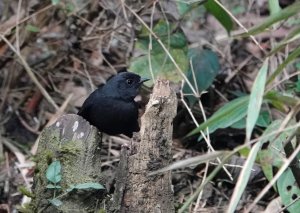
xmin=109 ymin=79 xmax=177 ymax=213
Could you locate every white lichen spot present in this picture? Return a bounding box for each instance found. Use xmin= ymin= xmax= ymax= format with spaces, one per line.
xmin=56 ymin=122 xmax=60 ymax=127
xmin=78 ymin=132 xmax=85 ymax=138
xmin=152 ymin=100 xmax=160 ymax=106
xmin=72 ymin=121 xmax=79 ymax=132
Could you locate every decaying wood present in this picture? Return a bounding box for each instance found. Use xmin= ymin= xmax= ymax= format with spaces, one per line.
xmin=31 ymin=114 xmax=105 ymax=213
xmin=109 ymin=79 xmax=177 ymax=213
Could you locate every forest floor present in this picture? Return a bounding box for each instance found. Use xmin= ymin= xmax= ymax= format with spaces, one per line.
xmin=0 ymin=0 xmax=299 ymax=212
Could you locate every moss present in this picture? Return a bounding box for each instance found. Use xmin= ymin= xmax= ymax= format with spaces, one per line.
xmin=18 ymin=186 xmax=35 ymax=198
xmin=16 ymin=202 xmax=35 ymax=213
xmin=59 ymin=142 xmax=81 ymax=155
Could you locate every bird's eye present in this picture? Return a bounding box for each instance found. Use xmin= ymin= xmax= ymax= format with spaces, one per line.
xmin=126 ymin=79 xmax=133 ymax=85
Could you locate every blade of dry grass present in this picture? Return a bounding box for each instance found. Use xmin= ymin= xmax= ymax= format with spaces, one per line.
xmin=0 ymin=34 xmax=59 ymax=110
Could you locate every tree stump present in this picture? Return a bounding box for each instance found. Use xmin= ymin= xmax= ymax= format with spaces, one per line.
xmin=31 ymin=79 xmax=177 ymax=213
xmin=31 ymin=115 xmax=105 ymax=213
xmin=109 ymin=79 xmax=177 ymax=213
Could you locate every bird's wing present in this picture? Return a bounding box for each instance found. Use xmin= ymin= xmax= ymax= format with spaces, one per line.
xmin=77 ymin=93 xmax=96 ymax=117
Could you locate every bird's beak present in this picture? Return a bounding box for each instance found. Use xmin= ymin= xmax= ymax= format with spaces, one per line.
xmin=139 ymin=77 xmax=150 ymax=84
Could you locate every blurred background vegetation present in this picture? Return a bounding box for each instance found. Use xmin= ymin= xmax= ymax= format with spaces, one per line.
xmin=0 ymin=0 xmax=300 ymax=212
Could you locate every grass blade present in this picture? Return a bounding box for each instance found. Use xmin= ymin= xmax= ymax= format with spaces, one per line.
xmin=236 ymin=2 xmax=300 ymax=37
xmin=246 ymin=59 xmax=269 ymax=141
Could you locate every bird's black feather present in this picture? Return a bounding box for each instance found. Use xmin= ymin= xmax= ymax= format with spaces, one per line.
xmin=78 ymin=71 xmax=148 ymax=137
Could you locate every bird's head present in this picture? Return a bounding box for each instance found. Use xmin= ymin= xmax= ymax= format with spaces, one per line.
xmin=106 ymin=72 xmax=149 ymax=100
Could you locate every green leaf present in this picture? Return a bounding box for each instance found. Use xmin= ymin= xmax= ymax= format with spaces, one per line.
xmin=183 ymin=48 xmax=220 ymax=104
xmin=237 ymin=1 xmax=300 ymax=37
xmin=130 ymin=20 xmax=188 ymax=85
xmin=296 ymin=77 xmax=300 ymax=92
xmin=230 ymin=117 xmax=246 ymax=129
xmin=48 ymin=198 xmax=63 ymax=207
xmin=231 ymin=111 xmax=271 ymax=129
xmin=246 ymin=59 xmax=268 ymax=141
xmin=268 ymin=0 xmax=281 ymax=15
xmin=277 ymin=169 xmax=300 ymax=212
xmin=46 ymin=160 xmax=61 ymax=184
xmin=204 ymin=0 xmax=233 ymax=33
xmin=265 ymin=90 xmax=299 ymax=110
xmin=65 ymin=2 xmax=75 ymax=13
xmin=51 ymin=0 xmax=60 ymax=5
xmin=258 ymin=120 xmax=291 ymax=182
xmin=187 ymin=96 xmax=249 ymax=137
xmin=136 ymin=20 xmax=187 ymax=52
xmin=256 ymin=111 xmax=271 ymax=127
xmin=131 ymin=49 xmax=188 ymax=84
xmin=25 ymin=25 xmax=40 ymax=33
xmin=176 ymin=2 xmax=192 ymax=16
xmin=267 ymin=46 xmax=300 ymax=85
xmin=74 ymin=182 xmax=105 ymax=190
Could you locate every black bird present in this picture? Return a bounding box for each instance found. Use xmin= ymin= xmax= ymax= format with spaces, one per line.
xmin=78 ymin=71 xmax=149 ymax=137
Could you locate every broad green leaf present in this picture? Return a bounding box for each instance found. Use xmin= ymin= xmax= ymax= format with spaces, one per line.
xmin=296 ymin=77 xmax=300 ymax=92
xmin=237 ymin=1 xmax=300 ymax=37
xmin=46 ymin=160 xmax=61 ymax=184
xmin=51 ymin=0 xmax=60 ymax=5
xmin=48 ymin=198 xmax=63 ymax=207
xmin=256 ymin=111 xmax=271 ymax=127
xmin=25 ymin=25 xmax=40 ymax=33
xmin=277 ymin=169 xmax=300 ymax=212
xmin=74 ymin=182 xmax=105 ymax=190
xmin=175 ymin=0 xmax=207 ymax=18
xmin=183 ymin=48 xmax=220 ymax=104
xmin=231 ymin=110 xmax=271 ymax=129
xmin=187 ymin=96 xmax=249 ymax=137
xmin=136 ymin=20 xmax=187 ymax=53
xmin=176 ymin=2 xmax=192 ymax=16
xmin=230 ymin=117 xmax=246 ymax=129
xmin=258 ymin=120 xmax=291 ymax=183
xmin=246 ymin=59 xmax=268 ymax=141
xmin=268 ymin=0 xmax=281 ymax=15
xmin=204 ymin=0 xmax=233 ymax=33
xmin=130 ymin=20 xmax=188 ymax=85
xmin=267 ymin=46 xmax=300 ymax=85
xmin=130 ymin=49 xmax=188 ymax=84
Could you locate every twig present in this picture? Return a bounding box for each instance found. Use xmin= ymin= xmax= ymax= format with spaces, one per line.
xmin=0 ymin=35 xmax=59 ymax=110
xmin=213 ymin=0 xmax=265 ymax=52
xmin=16 ymin=0 xmax=22 ymax=53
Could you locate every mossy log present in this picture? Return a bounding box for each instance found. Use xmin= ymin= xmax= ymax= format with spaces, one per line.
xmin=108 ymin=79 xmax=177 ymax=213
xmin=31 ymin=115 xmax=105 ymax=213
